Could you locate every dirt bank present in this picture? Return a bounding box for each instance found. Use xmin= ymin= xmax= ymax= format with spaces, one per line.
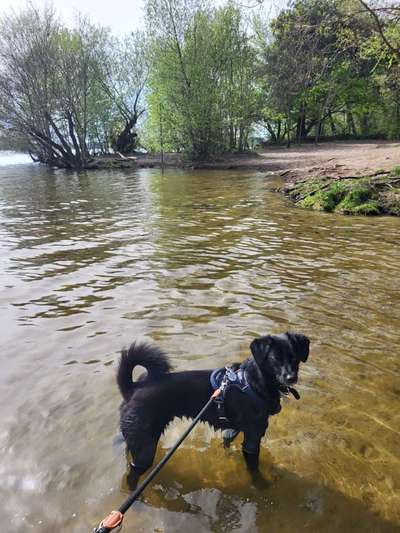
xmin=91 ymin=140 xmax=400 ymax=176
xmin=262 ymin=140 xmax=400 ymax=182
xmin=196 ymin=140 xmax=400 ymax=180
xmin=271 ymin=141 xmax=400 ymax=216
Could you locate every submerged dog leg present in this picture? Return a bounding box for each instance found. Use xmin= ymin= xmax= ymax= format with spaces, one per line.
xmin=125 ymin=434 xmax=159 ymax=489
xmin=126 ymin=464 xmax=141 ymax=490
xmin=242 ymin=432 xmax=262 ymax=471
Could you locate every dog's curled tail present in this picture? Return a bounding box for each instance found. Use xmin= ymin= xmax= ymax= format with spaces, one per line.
xmin=117 ymin=342 xmax=172 ymax=402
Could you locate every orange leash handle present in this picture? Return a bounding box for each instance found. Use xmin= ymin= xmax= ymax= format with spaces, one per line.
xmin=94 ymin=510 xmax=123 ymax=532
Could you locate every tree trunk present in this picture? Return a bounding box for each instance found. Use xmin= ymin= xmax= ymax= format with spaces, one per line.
xmin=315 ymin=106 xmax=324 ymax=144
xmin=286 ymin=109 xmax=291 ymax=148
xmin=113 ymin=116 xmax=138 ymax=154
xmin=264 ymin=121 xmax=277 ymax=142
xmin=347 ymin=110 xmax=357 ymax=136
xmin=361 ymin=113 xmax=369 ymax=137
xmin=329 ymin=111 xmax=337 ymax=136
xmin=296 ymin=103 xmax=307 ymax=142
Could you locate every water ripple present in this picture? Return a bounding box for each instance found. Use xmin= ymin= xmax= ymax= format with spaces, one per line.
xmin=0 ymin=166 xmax=399 ymax=532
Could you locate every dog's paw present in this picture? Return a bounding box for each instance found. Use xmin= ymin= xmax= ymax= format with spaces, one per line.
xmin=250 ymin=471 xmax=272 ymax=490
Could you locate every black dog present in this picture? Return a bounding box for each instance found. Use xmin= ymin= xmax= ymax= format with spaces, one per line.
xmin=117 ymin=332 xmax=309 ymax=485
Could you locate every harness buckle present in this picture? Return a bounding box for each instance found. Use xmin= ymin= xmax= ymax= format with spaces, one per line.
xmin=225 ymin=365 xmax=238 ymax=382
xmin=214 ymin=373 xmax=230 ymax=421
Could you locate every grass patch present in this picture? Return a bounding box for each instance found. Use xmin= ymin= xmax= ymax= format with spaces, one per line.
xmin=298 ymin=180 xmax=348 ymax=212
xmin=299 ymin=190 xmax=333 ymax=211
xmin=337 ymin=187 xmax=377 ymax=215
xmin=351 ymin=200 xmax=381 ymax=215
xmin=289 ymin=174 xmax=400 ymax=216
xmin=391 ymin=166 xmax=400 ymax=177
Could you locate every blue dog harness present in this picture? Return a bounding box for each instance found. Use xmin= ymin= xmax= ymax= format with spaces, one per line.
xmin=210 ymin=365 xmax=300 ymax=424
xmin=210 ymin=366 xmax=267 ymax=422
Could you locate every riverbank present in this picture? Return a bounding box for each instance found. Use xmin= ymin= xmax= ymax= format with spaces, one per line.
xmin=91 ymin=141 xmax=400 ymax=215
xmin=269 ymin=140 xmax=400 ymax=216
xmin=7 ymin=141 xmax=398 ymax=215
xmin=283 ymin=172 xmax=400 ymax=215
xmin=90 ymin=140 xmax=400 ymax=175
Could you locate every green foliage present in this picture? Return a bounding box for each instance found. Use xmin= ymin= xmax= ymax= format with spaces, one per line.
xmin=255 ymin=0 xmax=400 ymax=144
xmin=337 ymin=187 xmax=380 ymax=214
xmin=299 ymin=181 xmax=347 ymax=212
xmin=300 ymin=191 xmax=329 ymax=211
xmin=144 ymin=1 xmax=262 ymax=160
xmin=293 ymin=177 xmax=399 ymax=216
xmin=391 ymin=166 xmax=400 ymax=177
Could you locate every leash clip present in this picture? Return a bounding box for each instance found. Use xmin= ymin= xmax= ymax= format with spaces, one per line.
xmin=212 ymin=382 xmax=229 ymax=422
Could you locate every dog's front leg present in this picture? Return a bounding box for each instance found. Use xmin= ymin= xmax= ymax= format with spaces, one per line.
xmin=242 ymin=431 xmax=262 ymax=471
xmin=124 ymin=434 xmax=159 ymax=490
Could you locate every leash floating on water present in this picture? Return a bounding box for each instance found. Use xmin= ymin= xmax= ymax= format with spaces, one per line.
xmin=93 ymin=388 xmax=222 ymax=533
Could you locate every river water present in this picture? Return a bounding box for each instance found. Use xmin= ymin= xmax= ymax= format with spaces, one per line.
xmin=0 ymin=158 xmax=399 ymax=533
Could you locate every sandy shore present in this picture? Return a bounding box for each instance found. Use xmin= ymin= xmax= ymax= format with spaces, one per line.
xmin=257 ymin=140 xmax=400 ymax=182
xmin=95 ymin=140 xmax=400 ymax=182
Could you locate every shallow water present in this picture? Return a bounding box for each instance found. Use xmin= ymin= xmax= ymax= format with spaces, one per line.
xmin=0 ymin=162 xmax=399 ymax=533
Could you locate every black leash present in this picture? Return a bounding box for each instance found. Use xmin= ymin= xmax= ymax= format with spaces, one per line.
xmin=93 ymin=388 xmax=222 ymax=533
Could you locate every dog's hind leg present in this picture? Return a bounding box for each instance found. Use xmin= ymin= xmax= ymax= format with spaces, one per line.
xmin=222 ymin=428 xmax=240 ymax=448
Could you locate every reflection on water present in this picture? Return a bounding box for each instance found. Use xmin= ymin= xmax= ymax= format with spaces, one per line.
xmin=0 ymin=164 xmax=399 ymax=533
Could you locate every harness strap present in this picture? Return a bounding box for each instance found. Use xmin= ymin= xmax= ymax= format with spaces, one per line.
xmin=210 ymin=366 xmax=300 ymax=421
xmin=212 ymin=368 xmax=230 ymax=421
xmin=210 ymin=365 xmax=267 ymax=423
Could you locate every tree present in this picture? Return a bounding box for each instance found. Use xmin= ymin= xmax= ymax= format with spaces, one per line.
xmin=144 ymin=0 xmax=262 ymax=159
xmin=254 ymin=0 xmax=400 ymax=144
xmin=0 ymin=5 xmax=148 ymax=167
xmin=357 ymin=0 xmax=400 ymax=59
xmin=258 ymin=0 xmax=355 ymax=145
xmin=0 ymin=6 xmax=104 ymax=168
xmin=97 ymin=32 xmax=148 ymax=154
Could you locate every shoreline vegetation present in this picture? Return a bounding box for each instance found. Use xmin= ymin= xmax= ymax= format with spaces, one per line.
xmin=283 ymin=171 xmax=400 ymax=216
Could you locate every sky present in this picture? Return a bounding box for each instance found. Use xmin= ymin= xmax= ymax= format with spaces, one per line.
xmin=0 ymin=0 xmax=147 ymax=34
xmin=0 ymin=0 xmax=285 ymax=36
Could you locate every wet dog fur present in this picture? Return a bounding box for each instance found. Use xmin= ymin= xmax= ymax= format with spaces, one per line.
xmin=117 ymin=332 xmax=309 ymax=486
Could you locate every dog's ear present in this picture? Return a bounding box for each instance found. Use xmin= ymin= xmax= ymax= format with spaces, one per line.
xmin=250 ymin=336 xmax=273 ymax=368
xmin=287 ymin=333 xmax=310 ymax=362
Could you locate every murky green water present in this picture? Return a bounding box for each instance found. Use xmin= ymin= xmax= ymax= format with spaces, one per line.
xmin=1 ymin=161 xmax=399 ymax=533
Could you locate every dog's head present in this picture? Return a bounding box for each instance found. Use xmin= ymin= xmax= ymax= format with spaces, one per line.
xmin=250 ymin=332 xmax=309 ymax=386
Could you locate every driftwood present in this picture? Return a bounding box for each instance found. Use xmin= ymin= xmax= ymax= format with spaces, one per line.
xmin=116 ymin=151 xmax=137 ymax=161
